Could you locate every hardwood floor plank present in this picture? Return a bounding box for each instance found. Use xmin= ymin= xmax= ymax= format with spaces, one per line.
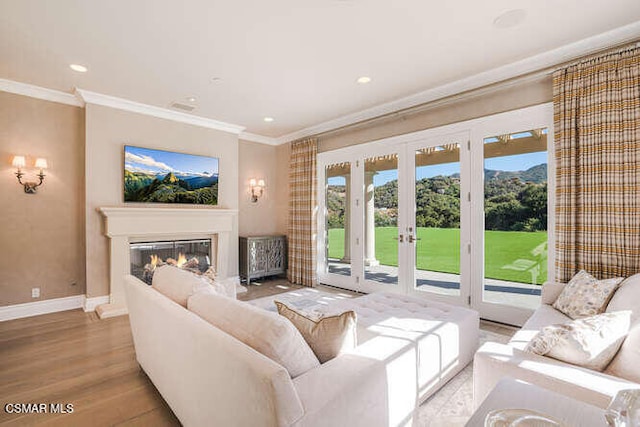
xmin=0 ymin=310 xmax=179 ymax=426
xmin=115 ymin=407 xmax=181 ymax=427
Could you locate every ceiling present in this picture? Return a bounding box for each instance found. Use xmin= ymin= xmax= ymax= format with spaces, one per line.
xmin=2 ymin=0 xmax=640 ymax=140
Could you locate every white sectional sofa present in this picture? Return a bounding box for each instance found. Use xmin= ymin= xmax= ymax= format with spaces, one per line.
xmin=123 ymin=274 xmax=479 ymax=427
xmin=474 ymin=275 xmax=640 ymax=410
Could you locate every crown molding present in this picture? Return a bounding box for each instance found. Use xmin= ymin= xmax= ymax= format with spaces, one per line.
xmin=75 ymin=89 xmax=246 ymax=135
xmin=3 ymin=21 xmax=639 ymax=146
xmin=239 ymin=132 xmax=279 ymax=145
xmin=0 ymin=78 xmax=84 ymax=107
xmin=276 ymin=20 xmax=640 ymax=145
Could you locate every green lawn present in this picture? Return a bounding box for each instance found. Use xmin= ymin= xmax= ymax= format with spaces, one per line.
xmin=328 ymin=227 xmax=547 ymax=284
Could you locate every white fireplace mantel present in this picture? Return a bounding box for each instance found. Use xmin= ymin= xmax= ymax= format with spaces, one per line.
xmin=97 ymin=207 xmax=238 ymax=319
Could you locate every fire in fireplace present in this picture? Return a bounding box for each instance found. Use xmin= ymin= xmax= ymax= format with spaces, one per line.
xmin=130 ymin=239 xmax=212 ymax=284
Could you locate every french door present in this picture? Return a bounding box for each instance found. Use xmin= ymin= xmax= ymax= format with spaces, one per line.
xmin=317 ymin=132 xmax=471 ymax=308
xmin=317 ymin=104 xmax=553 ymax=326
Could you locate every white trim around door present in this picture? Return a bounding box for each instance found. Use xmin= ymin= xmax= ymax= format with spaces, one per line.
xmin=317 ymin=103 xmax=554 ymax=326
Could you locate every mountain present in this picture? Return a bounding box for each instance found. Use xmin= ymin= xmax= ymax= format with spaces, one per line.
xmin=325 ymin=163 xmax=548 ymax=232
xmin=484 ymin=163 xmax=547 ymax=183
xmin=124 ymin=170 xmax=156 ymax=195
xmin=124 ymin=170 xmax=218 ymax=204
xmin=162 ymin=172 xmax=179 ymax=184
xmin=183 ymin=175 xmax=218 ymax=189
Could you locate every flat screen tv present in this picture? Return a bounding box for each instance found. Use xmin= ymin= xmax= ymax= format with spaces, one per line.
xmin=124 ymin=145 xmax=219 ymax=205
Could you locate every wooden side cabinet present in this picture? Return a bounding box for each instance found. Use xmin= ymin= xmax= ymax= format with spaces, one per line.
xmin=239 ymin=235 xmax=287 ymax=284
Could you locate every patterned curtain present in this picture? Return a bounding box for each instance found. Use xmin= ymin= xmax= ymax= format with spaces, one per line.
xmin=288 ymin=138 xmax=318 ymax=286
xmin=554 ymin=45 xmax=640 ymax=282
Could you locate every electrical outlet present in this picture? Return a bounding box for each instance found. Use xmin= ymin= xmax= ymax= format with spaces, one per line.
xmin=32 ymin=287 xmax=40 ymax=298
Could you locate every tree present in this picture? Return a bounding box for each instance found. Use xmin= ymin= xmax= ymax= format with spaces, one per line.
xmin=518 ymin=184 xmax=547 ymax=230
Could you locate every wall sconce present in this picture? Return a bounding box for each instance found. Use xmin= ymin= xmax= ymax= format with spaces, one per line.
xmin=12 ymin=155 xmax=48 ymax=194
xmin=249 ymin=178 xmax=265 ymax=203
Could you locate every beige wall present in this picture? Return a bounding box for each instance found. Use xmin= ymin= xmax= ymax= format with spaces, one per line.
xmin=0 ymin=92 xmax=86 ymax=305
xmin=318 ymin=76 xmax=553 ymax=152
xmin=237 ymin=140 xmax=290 ymax=237
xmin=85 ymin=104 xmax=239 ymax=298
xmin=0 ymin=75 xmax=552 ymax=305
xmin=238 ymin=140 xmax=281 ymax=236
xmin=275 ymin=143 xmax=290 ymax=235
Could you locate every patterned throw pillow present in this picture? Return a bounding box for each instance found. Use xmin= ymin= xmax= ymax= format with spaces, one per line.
xmin=552 ymin=270 xmax=623 ymax=319
xmin=526 ymin=311 xmax=631 ymax=371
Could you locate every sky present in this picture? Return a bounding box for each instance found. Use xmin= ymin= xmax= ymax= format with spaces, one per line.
xmin=327 ymin=151 xmax=547 ymax=186
xmin=124 ymin=146 xmax=218 ymax=176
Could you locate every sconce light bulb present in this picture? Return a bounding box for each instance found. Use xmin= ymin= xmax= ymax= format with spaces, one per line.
xmin=35 ymin=158 xmax=48 ymax=170
xmin=257 ymin=179 xmax=265 ymax=187
xmin=249 ymin=178 xmax=257 ymax=187
xmin=12 ymin=155 xmax=26 ymax=169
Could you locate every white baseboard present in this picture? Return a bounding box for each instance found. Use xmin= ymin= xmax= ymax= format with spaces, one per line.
xmin=83 ymin=295 xmax=110 ymax=312
xmin=0 ymin=295 xmax=85 ymax=322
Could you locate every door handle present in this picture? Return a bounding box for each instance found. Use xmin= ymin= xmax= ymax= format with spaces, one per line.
xmin=408 ymin=235 xmax=421 ymax=243
xmin=393 ymin=234 xmax=404 ymax=243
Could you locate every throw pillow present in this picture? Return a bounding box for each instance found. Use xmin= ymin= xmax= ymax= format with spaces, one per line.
xmin=525 ymin=311 xmax=631 ymax=371
xmin=188 ymin=291 xmax=320 ymax=378
xmin=604 ymin=273 xmax=640 ymax=382
xmin=275 ymin=301 xmax=357 ymax=363
xmin=152 ymin=265 xmax=210 ymax=307
xmin=552 ymin=270 xmax=623 ymax=319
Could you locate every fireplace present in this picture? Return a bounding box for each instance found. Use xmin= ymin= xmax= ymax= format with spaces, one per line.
xmin=97 ymin=207 xmax=238 ymax=319
xmin=130 ymin=239 xmax=212 ymax=284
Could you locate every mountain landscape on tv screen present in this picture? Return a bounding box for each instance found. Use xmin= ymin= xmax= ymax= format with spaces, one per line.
xmin=124 ymin=146 xmax=219 ymax=205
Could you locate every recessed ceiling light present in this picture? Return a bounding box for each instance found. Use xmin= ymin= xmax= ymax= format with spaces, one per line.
xmin=69 ymin=64 xmax=88 ymax=73
xmin=493 ymin=9 xmax=527 ymax=29
xmin=263 ymin=117 xmax=274 ymax=123
xmin=186 ymin=97 xmax=197 ymax=103
xmin=357 ymin=76 xmax=371 ymax=84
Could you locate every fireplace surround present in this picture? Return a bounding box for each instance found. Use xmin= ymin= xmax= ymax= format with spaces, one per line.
xmin=97 ymin=207 xmax=237 ymax=319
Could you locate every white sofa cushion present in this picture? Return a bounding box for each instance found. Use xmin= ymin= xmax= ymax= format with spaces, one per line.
xmin=607 ymin=273 xmax=640 ymax=323
xmin=152 ymin=265 xmax=210 ymax=307
xmin=605 ymin=273 xmax=640 ymax=382
xmin=188 ymin=291 xmax=320 ymax=378
xmin=509 ymin=304 xmax=572 ymax=350
xmin=525 ymin=311 xmax=631 ymax=371
xmin=553 ymin=270 xmax=623 ymax=319
xmin=541 ymin=281 xmax=566 ymax=305
xmin=193 ymin=277 xmax=237 ymax=299
xmin=474 ymin=342 xmax=640 ymax=410
xmin=315 ymin=292 xmax=479 ymax=402
xmin=275 ymin=301 xmax=357 ymax=363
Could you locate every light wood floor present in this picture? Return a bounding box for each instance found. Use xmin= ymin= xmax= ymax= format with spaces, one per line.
xmin=0 ymin=308 xmax=180 ymax=426
xmin=1 ymin=277 xmax=515 ymax=426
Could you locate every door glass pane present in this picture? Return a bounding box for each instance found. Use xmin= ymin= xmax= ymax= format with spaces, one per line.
xmin=483 ymin=128 xmax=548 ymax=309
xmin=325 ymin=163 xmax=351 ymax=276
xmin=364 ymin=155 xmax=398 ymax=285
xmin=414 ymin=143 xmax=461 ymax=295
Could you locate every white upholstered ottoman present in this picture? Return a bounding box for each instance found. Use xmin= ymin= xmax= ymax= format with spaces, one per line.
xmin=320 ymin=292 xmax=480 ymax=404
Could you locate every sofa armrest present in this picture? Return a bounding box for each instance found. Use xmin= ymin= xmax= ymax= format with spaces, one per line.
xmin=473 ymin=342 xmax=639 ymax=410
xmin=541 ymin=281 xmax=566 ymax=305
xmin=293 ymin=335 xmax=419 ymax=427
